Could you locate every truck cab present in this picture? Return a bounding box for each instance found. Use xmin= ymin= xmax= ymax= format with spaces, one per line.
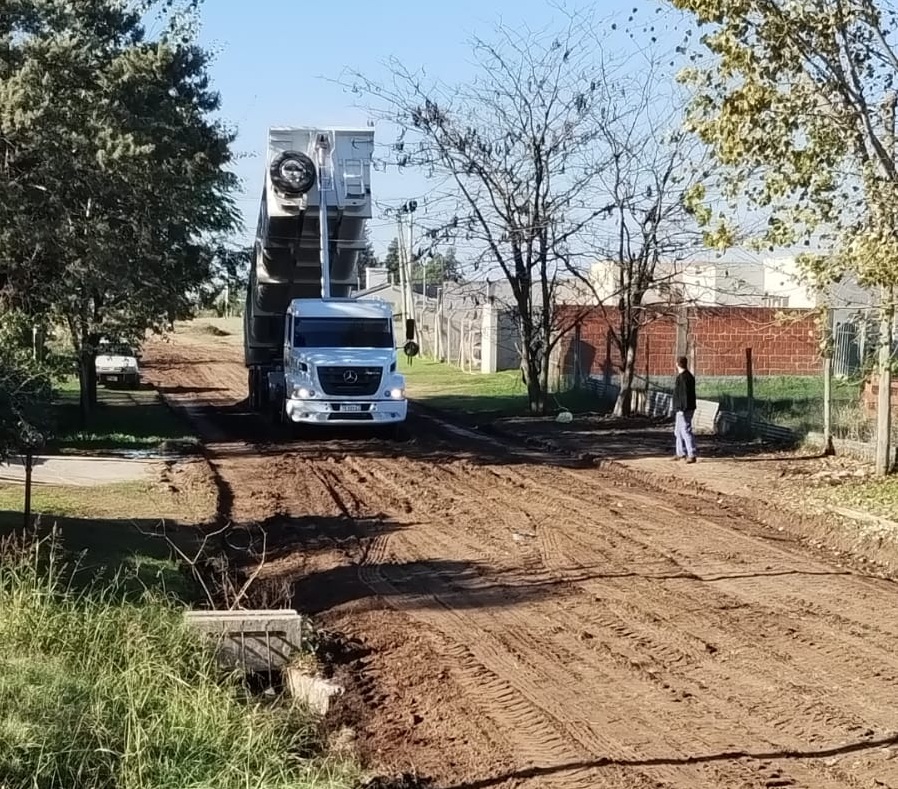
xmin=279 ymin=298 xmax=407 ymax=425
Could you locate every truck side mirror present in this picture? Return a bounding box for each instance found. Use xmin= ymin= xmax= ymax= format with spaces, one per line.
xmin=405 ymin=318 xmax=415 ymax=341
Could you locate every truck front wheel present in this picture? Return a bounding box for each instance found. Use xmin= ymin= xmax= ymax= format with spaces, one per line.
xmin=380 ymin=423 xmax=409 ymax=442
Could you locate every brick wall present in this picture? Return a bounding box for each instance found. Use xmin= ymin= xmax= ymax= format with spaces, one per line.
xmin=558 ymin=306 xmax=820 ymax=380
xmin=862 ymin=377 xmax=898 ymax=417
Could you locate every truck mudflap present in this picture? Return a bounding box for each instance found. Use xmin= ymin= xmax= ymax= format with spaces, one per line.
xmin=283 ymin=397 xmax=407 ymax=425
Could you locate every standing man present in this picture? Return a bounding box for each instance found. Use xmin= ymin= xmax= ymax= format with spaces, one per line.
xmin=673 ymin=356 xmax=697 ymax=463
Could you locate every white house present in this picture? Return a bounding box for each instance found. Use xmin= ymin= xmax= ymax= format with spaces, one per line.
xmin=587 ymin=250 xmax=876 ymax=311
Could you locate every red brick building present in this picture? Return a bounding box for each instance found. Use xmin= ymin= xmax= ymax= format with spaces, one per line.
xmin=556 ymin=305 xmax=821 ymax=381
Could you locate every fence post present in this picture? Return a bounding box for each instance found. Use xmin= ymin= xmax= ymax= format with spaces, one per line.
xmin=745 ymin=347 xmax=754 ymax=435
xmin=823 ymin=308 xmax=835 ymax=456
xmin=23 ymin=450 xmax=33 ymax=530
xmin=644 ymin=334 xmax=651 ymax=392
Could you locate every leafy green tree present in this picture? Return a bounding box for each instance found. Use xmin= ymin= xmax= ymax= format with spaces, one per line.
xmin=671 ymin=0 xmax=898 ymax=473
xmin=0 ymin=0 xmax=238 ymax=420
xmin=356 ymin=227 xmax=378 ymax=285
xmin=383 ymin=237 xmax=401 ymax=282
xmin=413 ymin=248 xmax=463 ymax=285
xmin=0 ymin=311 xmax=55 ymax=459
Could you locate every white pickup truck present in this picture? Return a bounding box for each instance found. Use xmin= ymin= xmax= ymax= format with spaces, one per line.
xmin=95 ymin=341 xmax=140 ymax=389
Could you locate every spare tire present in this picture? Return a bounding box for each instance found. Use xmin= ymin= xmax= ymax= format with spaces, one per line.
xmin=269 ymin=151 xmax=316 ymax=195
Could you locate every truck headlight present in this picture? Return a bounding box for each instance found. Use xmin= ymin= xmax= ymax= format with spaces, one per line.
xmin=293 ymin=386 xmax=314 ymax=399
xmin=387 ymin=388 xmax=404 ymax=400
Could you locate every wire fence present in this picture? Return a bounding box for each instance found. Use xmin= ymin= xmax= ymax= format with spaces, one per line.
xmin=408 ymin=292 xmax=483 ymax=372
xmin=565 ymin=306 xmax=897 ymax=456
xmin=403 ymin=290 xmax=524 ymax=373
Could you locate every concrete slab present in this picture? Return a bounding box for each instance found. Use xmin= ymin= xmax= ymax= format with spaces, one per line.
xmin=0 ymin=454 xmax=156 ymax=487
xmin=184 ymin=609 xmax=308 ymax=673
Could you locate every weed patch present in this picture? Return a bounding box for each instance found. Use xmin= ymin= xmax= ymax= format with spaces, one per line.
xmin=0 ymin=531 xmax=359 ymax=789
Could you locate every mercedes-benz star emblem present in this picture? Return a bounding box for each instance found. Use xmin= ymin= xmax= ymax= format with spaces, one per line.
xmin=343 ymin=370 xmax=358 ymax=384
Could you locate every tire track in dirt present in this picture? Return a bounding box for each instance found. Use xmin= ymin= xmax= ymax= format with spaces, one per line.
xmin=143 ymin=334 xmax=898 ymax=789
xmin=324 ymin=457 xmax=856 ymax=789
xmin=327 ymin=450 xmax=898 ymax=789
xmin=459 ymin=464 xmax=898 ymax=773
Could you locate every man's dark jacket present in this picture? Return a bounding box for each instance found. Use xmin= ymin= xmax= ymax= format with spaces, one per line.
xmin=673 ymin=369 xmax=696 ymax=412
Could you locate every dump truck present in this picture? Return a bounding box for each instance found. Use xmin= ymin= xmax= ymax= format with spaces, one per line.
xmin=244 ymin=126 xmax=414 ymax=430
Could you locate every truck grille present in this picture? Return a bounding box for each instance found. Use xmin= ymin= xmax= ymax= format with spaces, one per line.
xmin=317 ymin=366 xmax=382 ymax=397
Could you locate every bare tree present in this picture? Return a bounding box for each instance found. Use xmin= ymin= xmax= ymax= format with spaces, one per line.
xmin=342 ymin=16 xmax=622 ymax=414
xmin=561 ymin=66 xmax=707 ymax=416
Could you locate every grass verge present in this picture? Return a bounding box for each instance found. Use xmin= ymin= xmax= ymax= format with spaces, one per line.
xmin=0 ymin=461 xmax=218 ymax=607
xmin=52 ymin=378 xmax=196 ymax=453
xmin=696 ymin=375 xmax=861 ymax=435
xmin=0 ymin=531 xmax=358 ymax=789
xmin=400 ymin=356 xmax=600 ymax=416
xmin=400 ymin=359 xmax=870 ymax=434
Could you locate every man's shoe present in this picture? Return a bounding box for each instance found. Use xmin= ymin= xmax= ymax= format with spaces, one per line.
xmin=672 ymin=456 xmax=683 ymax=461
xmin=685 ymin=457 xmax=697 ymax=464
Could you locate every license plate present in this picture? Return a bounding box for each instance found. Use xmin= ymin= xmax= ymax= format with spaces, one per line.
xmin=341 ymin=404 xmax=362 ymax=412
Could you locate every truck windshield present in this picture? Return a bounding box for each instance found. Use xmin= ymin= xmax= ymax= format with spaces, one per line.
xmin=293 ymin=318 xmax=393 ymax=349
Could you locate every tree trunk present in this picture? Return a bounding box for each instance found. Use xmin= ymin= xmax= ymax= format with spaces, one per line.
xmin=78 ymin=350 xmax=93 ymax=426
xmin=518 ymin=311 xmax=547 ymax=415
xmin=613 ymin=330 xmax=639 ymax=418
xmin=77 ymin=333 xmax=100 ymax=425
xmin=540 ymin=340 xmax=552 ymax=414
xmin=522 ymin=347 xmax=545 ymax=415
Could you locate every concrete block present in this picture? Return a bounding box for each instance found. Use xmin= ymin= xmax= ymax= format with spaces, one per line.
xmin=285 ymin=668 xmax=344 ymax=715
xmin=693 ymin=399 xmax=720 ymax=433
xmin=184 ymin=609 xmax=307 ymax=673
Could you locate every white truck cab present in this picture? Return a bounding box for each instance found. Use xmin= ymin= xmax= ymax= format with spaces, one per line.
xmin=280 ymin=298 xmax=407 ymax=425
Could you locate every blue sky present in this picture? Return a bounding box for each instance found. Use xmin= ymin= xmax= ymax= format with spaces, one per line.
xmin=193 ymin=1 xmax=691 ymax=257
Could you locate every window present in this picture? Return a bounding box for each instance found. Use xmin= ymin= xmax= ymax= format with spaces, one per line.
xmin=293 ymin=318 xmax=393 ymax=349
xmin=762 ymin=295 xmax=790 ymax=308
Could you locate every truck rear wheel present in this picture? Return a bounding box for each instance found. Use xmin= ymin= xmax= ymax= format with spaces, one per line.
xmin=247 ymin=370 xmax=257 ymax=411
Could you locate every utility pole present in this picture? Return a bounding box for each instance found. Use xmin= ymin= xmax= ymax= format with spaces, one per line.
xmin=876 ymin=93 xmax=896 ymax=475
xmin=401 ymin=200 xmax=418 ymax=325
xmin=396 ymin=211 xmax=409 ymax=323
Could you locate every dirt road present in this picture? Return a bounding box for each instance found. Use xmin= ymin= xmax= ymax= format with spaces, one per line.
xmin=145 ymin=330 xmax=898 ymax=789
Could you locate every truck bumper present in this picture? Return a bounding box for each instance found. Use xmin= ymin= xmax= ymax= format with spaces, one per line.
xmin=284 ymin=398 xmax=407 ymax=425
